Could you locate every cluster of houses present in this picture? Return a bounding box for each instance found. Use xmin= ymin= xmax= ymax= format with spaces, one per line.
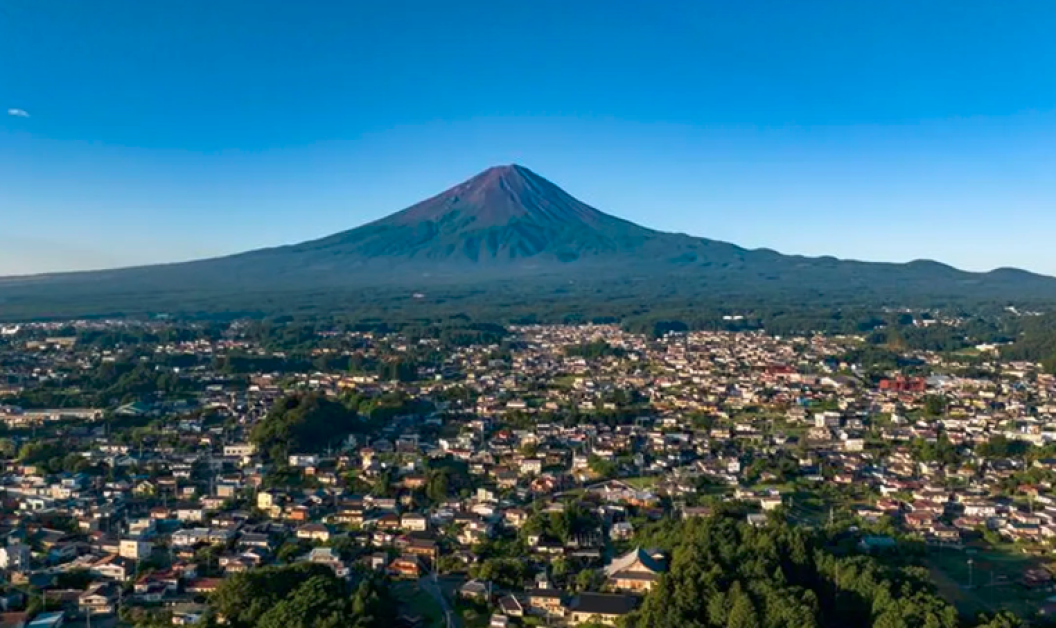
xmin=3 ymin=321 xmax=1056 ymax=625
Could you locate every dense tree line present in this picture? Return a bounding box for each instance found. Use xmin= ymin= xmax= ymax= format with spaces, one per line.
xmin=208 ymin=563 xmax=393 ymax=628
xmin=521 ymin=503 xmax=602 ymax=545
xmin=564 ymin=341 xmax=626 ymax=359
xmin=627 ymin=514 xmax=982 ymax=628
xmin=250 ymin=393 xmax=364 ymax=461
xmin=10 ymin=356 xmax=199 ymax=408
xmin=999 ymin=312 xmax=1056 ymax=373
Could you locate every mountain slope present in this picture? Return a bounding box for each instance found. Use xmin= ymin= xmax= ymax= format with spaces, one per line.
xmin=268 ymin=164 xmax=710 ymax=266
xmin=1 ymin=164 xmax=1055 ymax=319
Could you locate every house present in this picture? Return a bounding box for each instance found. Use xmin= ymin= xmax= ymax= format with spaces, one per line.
xmin=520 ymin=459 xmax=544 ymax=475
xmin=88 ymin=554 xmax=135 ymax=582
xmin=238 ymin=533 xmax=273 ymax=550
xmin=404 ymin=537 xmax=439 ymax=562
xmin=288 ymin=454 xmax=318 ymax=468
xmin=334 ymin=508 xmax=365 ymax=526
xmin=224 ymin=443 xmax=256 ymax=458
xmin=611 ymin=521 xmax=634 ymax=540
xmin=368 ymin=553 xmax=388 ymax=571
xmin=257 ymin=491 xmax=281 ymax=511
xmin=177 ymin=507 xmax=205 ymax=523
xmin=503 ymin=508 xmax=529 ymax=528
xmin=526 ymin=588 xmax=564 ymax=617
xmin=134 ymin=571 xmax=180 ymax=597
xmin=567 ymin=593 xmax=636 ymax=626
xmin=401 ymin=514 xmax=428 ymax=532
xmin=0 ymin=544 xmax=31 ymax=572
xmin=459 ymin=580 xmax=490 ymax=601
xmin=376 ymin=513 xmax=402 ymax=530
xmin=497 ymin=595 xmax=523 ymax=617
xmin=171 ymin=528 xmax=234 ymax=548
xmin=746 ymin=513 xmax=768 ymax=527
xmin=220 ymin=555 xmax=254 ymax=574
xmin=390 ymin=555 xmax=422 ymax=579
xmin=185 ymin=578 xmax=223 ymax=595
xmin=295 ymin=524 xmax=331 ymax=542
xmin=682 ymin=506 xmax=712 ymax=519
xmin=170 ymin=603 xmax=209 ymax=626
xmin=119 ymin=538 xmax=152 ymax=561
xmin=307 ymin=547 xmax=350 ymax=579
xmin=401 ymin=475 xmax=427 ymax=490
xmin=603 ymin=547 xmax=665 ymax=592
xmin=79 ymin=583 xmax=118 ymax=615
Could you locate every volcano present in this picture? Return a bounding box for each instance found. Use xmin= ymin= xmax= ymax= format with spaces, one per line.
xmin=271 ymin=164 xmax=694 ymax=266
xmin=2 ymin=164 xmax=1056 ymax=319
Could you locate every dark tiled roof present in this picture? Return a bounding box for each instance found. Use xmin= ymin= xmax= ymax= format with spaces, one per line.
xmin=570 ymin=593 xmax=636 ymax=616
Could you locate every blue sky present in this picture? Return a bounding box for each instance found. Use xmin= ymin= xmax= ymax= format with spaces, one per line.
xmin=3 ymin=1 xmax=1056 ymax=275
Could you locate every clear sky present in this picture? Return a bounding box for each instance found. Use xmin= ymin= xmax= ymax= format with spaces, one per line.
xmin=2 ymin=1 xmax=1056 ymax=276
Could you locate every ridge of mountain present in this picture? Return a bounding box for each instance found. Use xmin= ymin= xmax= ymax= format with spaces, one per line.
xmin=1 ymin=164 xmax=1055 ymax=319
xmin=271 ymin=164 xmax=676 ymax=266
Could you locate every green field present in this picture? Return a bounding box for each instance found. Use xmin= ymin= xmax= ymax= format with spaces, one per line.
xmin=391 ymin=581 xmax=446 ymax=628
xmin=925 ymin=547 xmax=1052 ymax=619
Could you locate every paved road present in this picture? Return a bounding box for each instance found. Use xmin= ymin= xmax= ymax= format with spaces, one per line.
xmin=420 ymin=572 xmax=461 ymax=628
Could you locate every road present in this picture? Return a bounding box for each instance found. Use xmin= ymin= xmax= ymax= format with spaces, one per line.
xmin=420 ymin=572 xmax=461 ymax=628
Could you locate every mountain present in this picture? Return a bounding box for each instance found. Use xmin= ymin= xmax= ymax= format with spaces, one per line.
xmin=286 ymin=164 xmax=660 ymax=265
xmin=242 ymin=164 xmax=735 ymax=270
xmin=2 ymin=164 xmax=1056 ymax=319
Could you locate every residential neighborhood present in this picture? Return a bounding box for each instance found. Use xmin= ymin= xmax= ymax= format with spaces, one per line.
xmin=2 ymin=318 xmax=1056 ymax=626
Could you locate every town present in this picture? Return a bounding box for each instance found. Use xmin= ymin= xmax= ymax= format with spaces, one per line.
xmin=0 ymin=318 xmax=1054 ymax=628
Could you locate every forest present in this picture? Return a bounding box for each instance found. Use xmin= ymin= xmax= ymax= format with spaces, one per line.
xmin=628 ymin=512 xmax=1022 ymax=628
xmin=206 ymin=563 xmax=393 ymax=628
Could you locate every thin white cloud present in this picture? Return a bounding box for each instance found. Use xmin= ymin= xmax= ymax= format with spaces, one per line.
xmin=7 ymin=108 xmax=29 ymax=118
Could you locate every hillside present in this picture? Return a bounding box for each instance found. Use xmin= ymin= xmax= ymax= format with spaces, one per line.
xmin=1 ymin=164 xmax=1055 ymax=319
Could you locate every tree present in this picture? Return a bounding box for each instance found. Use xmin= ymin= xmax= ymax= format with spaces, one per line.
xmin=371 ymin=469 xmax=394 ymax=498
xmin=251 ymin=393 xmax=362 ymax=461
xmin=626 ymin=514 xmax=960 ymax=628
xmin=977 ymin=435 xmax=1030 ymax=460
xmin=209 ymin=563 xmax=393 ymax=628
xmin=256 ymin=575 xmax=350 ymax=628
xmin=923 ymin=395 xmax=946 ymax=417
xmin=425 ymin=470 xmax=451 ymax=503
xmin=424 ymin=458 xmax=470 ymax=503
xmin=55 ymin=569 xmax=94 ymax=590
xmin=574 ymin=568 xmax=603 ymax=592
xmin=975 ymin=612 xmax=1024 ymax=628
xmin=726 ymin=584 xmax=760 ymax=628
xmin=588 ymin=455 xmax=617 ymax=479
xmin=276 ymin=540 xmax=310 ymax=563
xmin=470 ymin=558 xmax=529 ymax=589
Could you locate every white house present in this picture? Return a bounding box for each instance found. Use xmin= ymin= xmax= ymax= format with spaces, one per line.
xmin=119 ymin=538 xmax=153 ymax=561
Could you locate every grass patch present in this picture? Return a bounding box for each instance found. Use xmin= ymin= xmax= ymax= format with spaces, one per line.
xmin=925 ymin=547 xmax=1052 ymax=619
xmin=391 ymin=581 xmax=446 ymax=628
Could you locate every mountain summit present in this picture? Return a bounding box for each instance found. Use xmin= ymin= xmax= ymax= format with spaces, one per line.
xmin=288 ymin=164 xmax=661 ymax=265
xmin=3 ymin=164 xmax=1056 ymax=319
xmin=381 ymin=164 xmax=607 ymax=228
